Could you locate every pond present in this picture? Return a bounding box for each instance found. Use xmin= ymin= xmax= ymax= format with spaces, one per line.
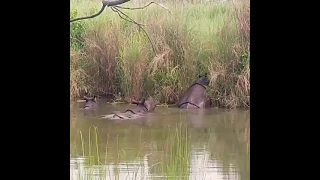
xmin=70 ymin=100 xmax=250 ymax=180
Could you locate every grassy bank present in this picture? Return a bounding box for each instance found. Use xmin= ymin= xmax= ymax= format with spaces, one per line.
xmin=70 ymin=0 xmax=250 ymax=108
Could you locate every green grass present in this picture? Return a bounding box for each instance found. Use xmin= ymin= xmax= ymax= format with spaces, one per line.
xmin=70 ymin=0 xmax=250 ymax=108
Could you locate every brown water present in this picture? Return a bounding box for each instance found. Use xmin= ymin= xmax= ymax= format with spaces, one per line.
xmin=70 ymin=100 xmax=250 ymax=180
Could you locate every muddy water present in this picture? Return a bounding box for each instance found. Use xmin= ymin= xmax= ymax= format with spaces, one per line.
xmin=70 ymin=100 xmax=250 ymax=180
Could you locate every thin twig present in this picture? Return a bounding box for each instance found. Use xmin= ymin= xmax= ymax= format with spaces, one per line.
xmin=112 ymin=6 xmax=156 ymax=55
xmin=110 ymin=7 xmax=136 ymax=24
xmin=110 ymin=7 xmax=145 ymax=27
xmin=115 ymin=1 xmax=171 ymax=14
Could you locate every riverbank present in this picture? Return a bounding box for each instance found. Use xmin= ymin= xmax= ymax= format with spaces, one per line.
xmin=70 ymin=0 xmax=250 ymax=109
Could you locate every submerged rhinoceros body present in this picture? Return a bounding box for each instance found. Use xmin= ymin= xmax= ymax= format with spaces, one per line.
xmin=83 ymin=96 xmax=98 ymax=110
xmin=177 ymin=74 xmax=212 ymax=109
xmin=102 ymin=97 xmax=159 ymax=120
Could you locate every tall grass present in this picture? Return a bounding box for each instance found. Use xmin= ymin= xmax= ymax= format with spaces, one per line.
xmin=70 ymin=0 xmax=250 ymax=108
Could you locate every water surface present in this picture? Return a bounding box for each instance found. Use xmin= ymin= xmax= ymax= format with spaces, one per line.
xmin=70 ymin=100 xmax=250 ymax=180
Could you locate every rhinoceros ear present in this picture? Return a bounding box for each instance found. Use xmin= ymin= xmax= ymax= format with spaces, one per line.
xmin=93 ymin=95 xmax=97 ymax=102
xmin=131 ymin=97 xmax=143 ymax=105
xmin=140 ymin=98 xmax=146 ymax=104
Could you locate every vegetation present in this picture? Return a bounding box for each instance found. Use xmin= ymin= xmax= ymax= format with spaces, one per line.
xmin=70 ymin=0 xmax=250 ymax=108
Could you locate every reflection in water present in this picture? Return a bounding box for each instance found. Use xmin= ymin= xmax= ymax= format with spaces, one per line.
xmin=70 ymin=150 xmax=241 ymax=180
xmin=190 ymin=151 xmax=238 ymax=180
xmin=70 ymin=101 xmax=250 ymax=180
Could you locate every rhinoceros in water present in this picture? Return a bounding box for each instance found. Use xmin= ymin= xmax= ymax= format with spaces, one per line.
xmin=177 ymin=74 xmax=212 ymax=109
xmin=83 ymin=95 xmax=98 ymax=110
xmin=102 ymin=96 xmax=160 ymax=120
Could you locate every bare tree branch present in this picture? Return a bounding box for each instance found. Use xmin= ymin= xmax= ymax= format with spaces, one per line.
xmin=103 ymin=0 xmax=130 ymax=7
xmin=111 ymin=7 xmax=156 ymax=54
xmin=70 ymin=4 xmax=107 ymax=23
xmin=114 ymin=1 xmax=171 ymax=14
xmin=70 ymin=0 xmax=169 ymax=55
xmin=70 ymin=0 xmax=131 ymax=23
